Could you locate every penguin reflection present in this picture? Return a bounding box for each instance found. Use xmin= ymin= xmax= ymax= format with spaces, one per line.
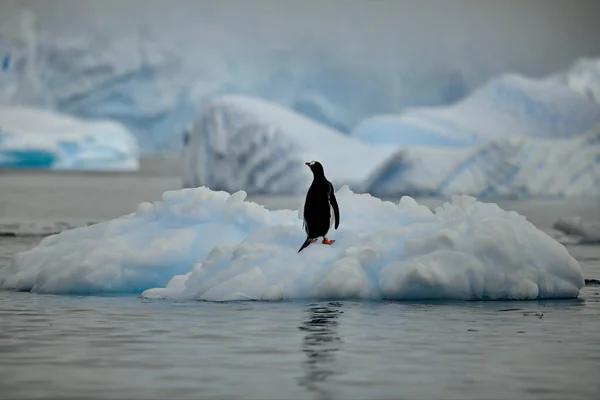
xmin=297 ymin=302 xmax=343 ymax=399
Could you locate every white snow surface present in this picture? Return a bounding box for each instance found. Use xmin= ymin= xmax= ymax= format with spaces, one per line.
xmin=182 ymin=95 xmax=397 ymax=194
xmin=0 ymin=186 xmax=584 ymax=301
xmin=0 ymin=106 xmax=139 ymax=170
xmin=352 ymin=74 xmax=600 ymax=147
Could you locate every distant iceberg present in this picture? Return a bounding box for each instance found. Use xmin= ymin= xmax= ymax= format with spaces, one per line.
xmin=0 ymin=106 xmax=139 ymax=170
xmin=182 ymin=95 xmax=397 ymax=194
xmin=183 ymin=92 xmax=600 ymax=198
xmin=0 ymin=10 xmax=471 ymax=152
xmin=364 ymin=129 xmax=600 ymax=198
xmin=351 ymin=73 xmax=600 ymax=148
xmin=350 ymin=68 xmax=600 ymax=198
xmin=0 ymin=186 xmax=584 ymax=301
xmin=2 ymin=5 xmax=599 ymax=154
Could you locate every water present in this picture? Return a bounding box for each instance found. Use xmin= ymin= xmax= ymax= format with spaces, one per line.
xmin=1 ymin=292 xmax=599 ymax=400
xmin=1 ymin=160 xmax=599 ymax=400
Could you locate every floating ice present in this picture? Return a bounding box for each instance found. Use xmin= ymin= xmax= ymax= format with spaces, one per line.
xmin=347 ymin=70 xmax=600 ymax=198
xmin=183 ymin=94 xmax=600 ymax=198
xmin=0 ymin=186 xmax=584 ymax=301
xmin=553 ymin=217 xmax=600 ymax=244
xmin=364 ymin=129 xmax=600 ymax=198
xmin=0 ymin=106 xmax=139 ymax=170
xmin=292 ymin=93 xmax=350 ymax=133
xmin=3 ymin=2 xmax=599 ymax=153
xmin=352 ymin=74 xmax=600 ymax=148
xmin=183 ymin=95 xmax=397 ymax=194
xmin=0 ymin=13 xmax=469 ymax=152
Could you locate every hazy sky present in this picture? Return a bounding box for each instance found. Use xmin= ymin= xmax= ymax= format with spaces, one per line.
xmin=2 ymin=0 xmax=599 ymax=81
xmin=0 ymin=0 xmax=600 ymax=73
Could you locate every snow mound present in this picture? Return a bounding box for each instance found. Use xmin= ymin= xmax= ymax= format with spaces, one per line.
xmin=0 ymin=186 xmax=584 ymax=301
xmin=0 ymin=106 xmax=139 ymax=170
xmin=352 ymin=74 xmax=600 ymax=148
xmin=365 ymin=129 xmax=600 ymax=198
xmin=0 ymin=187 xmax=297 ymax=294
xmin=183 ymin=95 xmax=397 ymax=194
xmin=553 ymin=217 xmax=600 ymax=244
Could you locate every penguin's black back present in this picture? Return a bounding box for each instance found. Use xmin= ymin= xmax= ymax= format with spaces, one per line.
xmin=303 ymin=177 xmax=335 ymax=239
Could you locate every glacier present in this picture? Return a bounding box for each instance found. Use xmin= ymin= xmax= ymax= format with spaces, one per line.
xmin=0 ymin=185 xmax=584 ymax=301
xmin=0 ymin=106 xmax=139 ymax=170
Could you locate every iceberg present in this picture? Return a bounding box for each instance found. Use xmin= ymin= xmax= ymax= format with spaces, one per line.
xmin=183 ymin=94 xmax=600 ymax=198
xmin=351 ymin=72 xmax=600 ymax=198
xmin=351 ymin=74 xmax=600 ymax=148
xmin=0 ymin=186 xmax=584 ymax=301
xmin=0 ymin=4 xmax=485 ymax=153
xmin=2 ymin=2 xmax=600 ymax=153
xmin=291 ymin=93 xmax=350 ymax=133
xmin=183 ymin=95 xmax=397 ymax=194
xmin=0 ymin=106 xmax=139 ymax=170
xmin=364 ymin=129 xmax=600 ymax=198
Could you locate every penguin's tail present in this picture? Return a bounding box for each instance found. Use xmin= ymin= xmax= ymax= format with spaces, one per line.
xmin=298 ymin=237 xmax=312 ymax=253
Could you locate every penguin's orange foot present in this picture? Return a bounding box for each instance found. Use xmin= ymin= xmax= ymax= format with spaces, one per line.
xmin=311 ymin=239 xmax=318 ymax=243
xmin=322 ymin=238 xmax=335 ymax=245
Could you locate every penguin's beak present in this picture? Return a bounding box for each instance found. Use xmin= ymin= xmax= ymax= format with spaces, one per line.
xmin=305 ymin=162 xmax=310 ymax=166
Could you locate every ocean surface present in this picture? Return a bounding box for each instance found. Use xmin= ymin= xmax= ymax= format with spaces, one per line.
xmin=0 ymin=157 xmax=599 ymax=400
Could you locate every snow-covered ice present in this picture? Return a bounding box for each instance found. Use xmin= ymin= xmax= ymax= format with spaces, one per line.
xmin=0 ymin=106 xmax=139 ymax=170
xmin=0 ymin=186 xmax=584 ymax=301
xmin=553 ymin=217 xmax=600 ymax=244
xmin=182 ymin=95 xmax=397 ymax=194
xmin=351 ymin=73 xmax=600 ymax=148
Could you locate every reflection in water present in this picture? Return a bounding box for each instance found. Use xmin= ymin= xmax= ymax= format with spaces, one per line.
xmin=297 ymin=301 xmax=343 ymax=399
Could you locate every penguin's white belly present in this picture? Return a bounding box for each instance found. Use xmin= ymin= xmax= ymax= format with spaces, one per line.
xmin=327 ymin=202 xmax=335 ymax=234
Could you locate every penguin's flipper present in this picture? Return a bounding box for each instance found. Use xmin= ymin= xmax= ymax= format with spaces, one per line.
xmin=298 ymin=237 xmax=313 ymax=253
xmin=329 ymin=182 xmax=340 ymax=229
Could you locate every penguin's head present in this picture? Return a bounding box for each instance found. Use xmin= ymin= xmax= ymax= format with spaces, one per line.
xmin=305 ymin=160 xmax=325 ymax=176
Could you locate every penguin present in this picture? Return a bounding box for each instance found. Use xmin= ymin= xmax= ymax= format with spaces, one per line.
xmin=298 ymin=161 xmax=340 ymax=253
